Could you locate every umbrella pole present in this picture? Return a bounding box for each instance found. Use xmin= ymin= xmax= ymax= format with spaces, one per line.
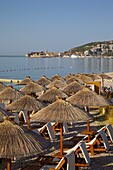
xmin=7 ymin=158 xmax=11 ymax=170
xmin=27 ymin=111 xmax=30 ymax=129
xmin=27 ymin=116 xmax=30 ymax=129
xmin=87 ymin=119 xmax=90 ymax=132
xmin=84 ymin=107 xmax=90 ymax=132
xmin=60 ymin=123 xmax=63 ymax=156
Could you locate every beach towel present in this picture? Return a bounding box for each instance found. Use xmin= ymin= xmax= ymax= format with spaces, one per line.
xmin=66 ymin=151 xmax=75 ymax=170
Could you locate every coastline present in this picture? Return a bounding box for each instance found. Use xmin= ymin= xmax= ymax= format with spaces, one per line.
xmin=0 ymin=71 xmax=113 ymax=84
xmin=26 ymin=55 xmax=113 ymax=59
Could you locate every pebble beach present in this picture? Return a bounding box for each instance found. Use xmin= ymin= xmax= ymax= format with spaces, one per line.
xmin=1 ymin=71 xmax=113 ymax=169
xmin=0 ymin=119 xmax=113 ymax=170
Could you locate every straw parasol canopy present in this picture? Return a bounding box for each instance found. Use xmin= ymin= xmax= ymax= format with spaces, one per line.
xmin=17 ymin=76 xmax=33 ymax=85
xmin=46 ymin=80 xmax=67 ymax=90
xmin=50 ymin=74 xmax=65 ymax=82
xmin=98 ymin=73 xmax=112 ymax=80
xmin=38 ymin=87 xmax=68 ymax=103
xmin=0 ymin=86 xmax=24 ymax=101
xmin=0 ymin=82 xmax=6 ymax=91
xmin=31 ymin=99 xmax=90 ymax=156
xmin=6 ymin=95 xmax=43 ymax=112
xmin=0 ymin=119 xmax=50 ymax=170
xmin=88 ymin=74 xmax=102 ymax=81
xmin=31 ymin=99 xmax=90 ymax=123
xmin=77 ymin=74 xmax=93 ymax=83
xmin=36 ymin=75 xmax=51 ymax=86
xmin=64 ymin=73 xmax=74 ymax=81
xmin=66 ymin=87 xmax=109 ymax=107
xmin=66 ymin=76 xmax=84 ymax=85
xmin=66 ymin=76 xmax=78 ymax=84
xmin=0 ymin=108 xmax=12 ymax=122
xmin=62 ymin=81 xmax=83 ymax=96
xmin=20 ymin=81 xmax=44 ymax=95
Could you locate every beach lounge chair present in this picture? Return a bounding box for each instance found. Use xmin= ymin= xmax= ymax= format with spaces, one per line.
xmin=33 ymin=122 xmax=56 ymax=141
xmin=40 ymin=151 xmax=75 ymax=170
xmin=51 ymin=122 xmax=69 ymax=134
xmin=65 ymin=140 xmax=91 ymax=168
xmin=63 ymin=123 xmax=69 ymax=133
xmin=97 ymin=124 xmax=113 ymax=143
xmin=85 ymin=130 xmax=110 ymax=156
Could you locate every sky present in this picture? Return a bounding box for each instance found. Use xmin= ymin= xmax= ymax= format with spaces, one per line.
xmin=0 ymin=0 xmax=113 ymax=55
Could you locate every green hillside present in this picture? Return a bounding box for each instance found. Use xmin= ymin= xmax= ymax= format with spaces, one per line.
xmin=67 ymin=40 xmax=113 ymax=56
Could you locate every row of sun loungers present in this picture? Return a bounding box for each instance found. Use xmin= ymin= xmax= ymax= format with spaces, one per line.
xmin=1 ymin=104 xmax=113 ymax=169
xmin=20 ymin=123 xmax=113 ymax=170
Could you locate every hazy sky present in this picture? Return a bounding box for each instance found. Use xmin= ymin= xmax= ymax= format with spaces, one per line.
xmin=0 ymin=0 xmax=113 ymax=55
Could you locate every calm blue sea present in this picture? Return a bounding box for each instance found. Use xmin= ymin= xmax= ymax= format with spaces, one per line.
xmin=0 ymin=56 xmax=113 ymax=81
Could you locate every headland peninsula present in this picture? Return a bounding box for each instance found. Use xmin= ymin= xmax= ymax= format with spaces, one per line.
xmin=26 ymin=40 xmax=113 ymax=59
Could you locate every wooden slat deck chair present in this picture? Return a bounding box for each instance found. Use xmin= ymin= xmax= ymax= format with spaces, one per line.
xmin=64 ymin=140 xmax=91 ymax=169
xmin=97 ymin=124 xmax=113 ymax=143
xmin=40 ymin=151 xmax=75 ymax=170
xmin=33 ymin=122 xmax=56 ymax=141
xmin=51 ymin=122 xmax=69 ymax=134
xmin=85 ymin=130 xmax=110 ymax=156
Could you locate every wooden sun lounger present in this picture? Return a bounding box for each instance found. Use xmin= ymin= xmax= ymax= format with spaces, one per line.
xmin=52 ymin=122 xmax=69 ymax=134
xmin=64 ymin=140 xmax=91 ymax=169
xmin=33 ymin=122 xmax=56 ymax=141
xmin=85 ymin=130 xmax=110 ymax=156
xmin=40 ymin=141 xmax=90 ymax=169
xmin=40 ymin=151 xmax=74 ymax=170
xmin=97 ymin=124 xmax=113 ymax=143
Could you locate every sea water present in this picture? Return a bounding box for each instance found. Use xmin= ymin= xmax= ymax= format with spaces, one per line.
xmin=0 ymin=56 xmax=113 ymax=81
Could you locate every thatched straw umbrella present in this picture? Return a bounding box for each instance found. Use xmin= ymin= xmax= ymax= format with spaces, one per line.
xmin=31 ymin=99 xmax=90 ymax=156
xmin=66 ymin=76 xmax=84 ymax=85
xmin=0 ymin=118 xmax=50 ymax=170
xmin=50 ymin=74 xmax=65 ymax=82
xmin=0 ymin=86 xmax=23 ymax=102
xmin=17 ymin=76 xmax=33 ymax=85
xmin=6 ymin=95 xmax=43 ymax=112
xmin=66 ymin=76 xmax=78 ymax=84
xmin=36 ymin=75 xmax=51 ymax=86
xmin=38 ymin=87 xmax=68 ymax=103
xmin=46 ymin=80 xmax=67 ymax=90
xmin=64 ymin=73 xmax=73 ymax=81
xmin=67 ymin=87 xmax=109 ymax=131
xmin=20 ymin=81 xmax=44 ymax=96
xmin=67 ymin=87 xmax=109 ymax=107
xmin=77 ymin=74 xmax=93 ymax=83
xmin=62 ymin=81 xmax=83 ymax=96
xmin=88 ymin=74 xmax=101 ymax=81
xmin=0 ymin=82 xmax=6 ymax=92
xmin=6 ymin=95 xmax=43 ymax=129
xmin=98 ymin=73 xmax=112 ymax=80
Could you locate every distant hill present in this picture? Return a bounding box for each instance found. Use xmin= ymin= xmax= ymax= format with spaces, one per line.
xmin=66 ymin=40 xmax=113 ymax=56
